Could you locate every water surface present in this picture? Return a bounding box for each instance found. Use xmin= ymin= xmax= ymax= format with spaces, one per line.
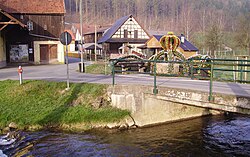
xmin=1 ymin=114 xmax=249 ymax=157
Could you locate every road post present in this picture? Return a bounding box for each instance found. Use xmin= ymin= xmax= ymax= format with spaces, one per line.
xmin=240 ymin=60 xmax=243 ymax=83
xmin=153 ymin=60 xmax=158 ymax=95
xmin=112 ymin=61 xmax=115 ymax=86
xmin=209 ymin=61 xmax=214 ymax=102
xmin=190 ymin=59 xmax=194 ymax=79
xmin=18 ymin=66 xmax=23 ymax=85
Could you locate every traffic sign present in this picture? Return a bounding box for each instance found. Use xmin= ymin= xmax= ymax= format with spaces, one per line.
xmin=60 ymin=31 xmax=72 ymax=45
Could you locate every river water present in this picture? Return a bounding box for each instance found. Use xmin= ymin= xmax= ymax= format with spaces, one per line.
xmin=1 ymin=114 xmax=250 ymax=157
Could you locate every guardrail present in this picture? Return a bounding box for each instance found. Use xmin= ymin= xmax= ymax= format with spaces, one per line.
xmin=110 ymin=58 xmax=250 ymax=102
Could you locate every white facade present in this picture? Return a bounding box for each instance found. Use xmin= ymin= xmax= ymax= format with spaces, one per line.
xmin=112 ymin=17 xmax=149 ymax=39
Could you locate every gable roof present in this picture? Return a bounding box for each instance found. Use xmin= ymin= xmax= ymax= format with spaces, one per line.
xmin=98 ymin=14 xmax=132 ymax=43
xmin=0 ymin=0 xmax=65 ymax=14
xmin=152 ymin=34 xmax=199 ymax=51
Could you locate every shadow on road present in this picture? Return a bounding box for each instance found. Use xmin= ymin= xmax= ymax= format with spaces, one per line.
xmin=227 ymin=82 xmax=250 ymax=113
xmin=227 ymin=82 xmax=250 ymax=97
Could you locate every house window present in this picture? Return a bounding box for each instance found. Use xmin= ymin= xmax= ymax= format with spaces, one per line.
xmin=134 ymin=30 xmax=138 ymax=39
xmin=124 ymin=30 xmax=128 ymax=38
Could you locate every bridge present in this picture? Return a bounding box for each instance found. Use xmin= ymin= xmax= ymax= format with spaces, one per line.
xmin=108 ymin=84 xmax=250 ymax=126
xmin=107 ymin=57 xmax=250 ymax=126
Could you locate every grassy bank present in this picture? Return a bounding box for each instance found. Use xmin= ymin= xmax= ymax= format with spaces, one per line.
xmin=86 ymin=62 xmax=112 ymax=74
xmin=0 ymin=80 xmax=129 ymax=131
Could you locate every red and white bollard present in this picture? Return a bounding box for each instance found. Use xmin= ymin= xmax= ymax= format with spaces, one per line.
xmin=18 ymin=66 xmax=23 ymax=85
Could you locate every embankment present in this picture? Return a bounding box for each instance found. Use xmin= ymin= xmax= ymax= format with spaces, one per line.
xmin=0 ymin=80 xmax=130 ymax=133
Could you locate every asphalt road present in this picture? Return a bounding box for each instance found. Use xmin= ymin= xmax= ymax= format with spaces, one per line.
xmin=1 ymin=59 xmax=250 ymax=98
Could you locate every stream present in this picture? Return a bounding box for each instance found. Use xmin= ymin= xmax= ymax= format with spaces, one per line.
xmin=0 ymin=114 xmax=249 ymax=157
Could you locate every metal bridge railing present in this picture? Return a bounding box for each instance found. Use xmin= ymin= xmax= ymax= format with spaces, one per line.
xmin=110 ymin=58 xmax=250 ymax=102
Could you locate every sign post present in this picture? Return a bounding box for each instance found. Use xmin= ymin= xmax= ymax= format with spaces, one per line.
xmin=60 ymin=31 xmax=72 ymax=90
xmin=80 ymin=0 xmax=84 ymax=73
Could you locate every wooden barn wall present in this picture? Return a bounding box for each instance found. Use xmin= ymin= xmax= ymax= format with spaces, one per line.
xmin=13 ymin=14 xmax=64 ymax=40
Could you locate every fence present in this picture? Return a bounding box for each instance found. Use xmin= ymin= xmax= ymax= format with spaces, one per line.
xmin=110 ymin=58 xmax=250 ymax=102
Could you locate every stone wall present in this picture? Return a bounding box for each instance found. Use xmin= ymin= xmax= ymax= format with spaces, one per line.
xmin=107 ymin=85 xmax=219 ymax=127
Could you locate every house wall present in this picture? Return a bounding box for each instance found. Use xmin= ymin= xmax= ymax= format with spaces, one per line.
xmin=84 ymin=32 xmax=103 ymax=43
xmin=177 ymin=48 xmax=197 ymax=59
xmin=0 ymin=33 xmax=6 ymax=67
xmin=34 ymin=41 xmax=64 ymax=64
xmin=19 ymin=14 xmax=64 ymax=40
xmin=146 ymin=37 xmax=161 ymax=48
xmin=110 ymin=43 xmax=122 ymax=54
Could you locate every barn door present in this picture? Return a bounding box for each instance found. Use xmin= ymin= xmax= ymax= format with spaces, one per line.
xmin=40 ymin=44 xmax=49 ymax=63
xmin=49 ymin=44 xmax=57 ymax=62
xmin=40 ymin=44 xmax=57 ymax=63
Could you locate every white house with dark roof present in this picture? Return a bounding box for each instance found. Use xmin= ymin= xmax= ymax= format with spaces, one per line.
xmin=98 ymin=14 xmax=150 ymax=57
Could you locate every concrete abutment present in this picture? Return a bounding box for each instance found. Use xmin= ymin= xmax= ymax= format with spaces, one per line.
xmin=107 ymin=85 xmax=250 ymax=127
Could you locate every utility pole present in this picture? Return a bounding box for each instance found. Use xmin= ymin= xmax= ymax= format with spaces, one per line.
xmin=80 ymin=0 xmax=84 ymax=72
xmin=95 ymin=24 xmax=97 ymax=62
xmin=66 ymin=39 xmax=70 ymax=90
xmin=105 ymin=47 xmax=107 ymax=75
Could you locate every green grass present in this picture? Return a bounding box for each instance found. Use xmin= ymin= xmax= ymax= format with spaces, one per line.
xmin=86 ymin=62 xmax=112 ymax=74
xmin=213 ymin=65 xmax=250 ymax=82
xmin=0 ymin=80 xmax=129 ymax=129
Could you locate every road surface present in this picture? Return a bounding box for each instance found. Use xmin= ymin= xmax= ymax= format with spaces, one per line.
xmin=0 ymin=60 xmax=250 ymax=98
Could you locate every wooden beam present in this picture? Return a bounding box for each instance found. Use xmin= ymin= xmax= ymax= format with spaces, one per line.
xmin=0 ymin=24 xmax=8 ymax=31
xmin=0 ymin=21 xmax=18 ymax=25
xmin=0 ymin=9 xmax=26 ymax=28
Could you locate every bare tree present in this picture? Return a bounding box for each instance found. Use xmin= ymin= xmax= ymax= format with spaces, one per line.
xmin=234 ymin=14 xmax=250 ymax=54
xmin=205 ymin=24 xmax=223 ymax=58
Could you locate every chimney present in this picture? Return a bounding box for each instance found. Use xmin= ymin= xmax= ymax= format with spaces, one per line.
xmin=181 ymin=34 xmax=185 ymax=43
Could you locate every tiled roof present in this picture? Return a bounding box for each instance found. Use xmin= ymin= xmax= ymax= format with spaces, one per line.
xmin=153 ymin=35 xmax=199 ymax=51
xmin=98 ymin=14 xmax=132 ymax=43
xmin=0 ymin=0 xmax=65 ymax=14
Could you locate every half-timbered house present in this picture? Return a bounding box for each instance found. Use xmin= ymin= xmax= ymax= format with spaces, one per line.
xmin=98 ymin=15 xmax=150 ymax=58
xmin=0 ymin=0 xmax=65 ymax=66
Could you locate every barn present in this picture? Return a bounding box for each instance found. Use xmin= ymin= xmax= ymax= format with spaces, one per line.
xmin=0 ymin=0 xmax=65 ymax=67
